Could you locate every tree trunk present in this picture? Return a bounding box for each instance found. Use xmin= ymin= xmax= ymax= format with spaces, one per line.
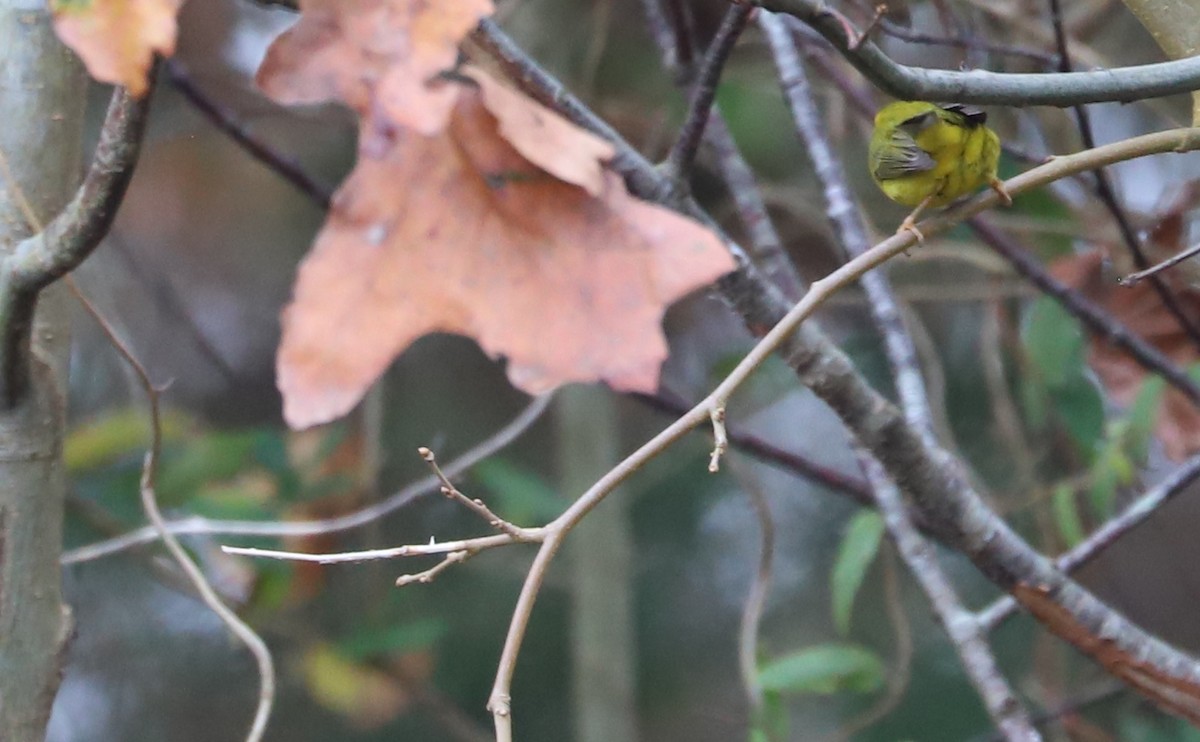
xmin=557 ymin=386 xmax=639 ymax=742
xmin=0 ymin=4 xmax=85 ymax=740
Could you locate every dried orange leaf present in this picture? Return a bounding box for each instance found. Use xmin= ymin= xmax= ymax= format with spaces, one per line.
xmin=51 ymin=0 xmax=183 ymax=97
xmin=256 ymin=0 xmax=493 ymax=135
xmin=464 ymin=68 xmax=615 ymax=196
xmin=277 ymin=78 xmax=733 ymax=428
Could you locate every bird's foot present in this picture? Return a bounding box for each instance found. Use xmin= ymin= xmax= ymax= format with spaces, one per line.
xmin=989 ymin=177 xmax=1013 ymax=206
xmin=897 ymin=216 xmax=925 ymax=245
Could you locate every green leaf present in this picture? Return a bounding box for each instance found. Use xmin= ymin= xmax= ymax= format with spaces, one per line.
xmin=472 ymin=459 xmax=561 ymax=524
xmin=337 ymin=619 xmax=448 ymax=661
xmin=158 ymin=431 xmax=264 ymax=504
xmin=1023 ymin=296 xmax=1084 ymax=388
xmin=1051 ymin=483 xmax=1085 ymax=548
xmin=1053 ymin=376 xmax=1106 ymax=459
xmin=1125 ymin=375 xmax=1165 ymax=457
xmin=1089 ymin=441 xmax=1122 ymax=517
xmin=758 ymin=643 xmax=885 ymax=695
xmin=1019 ymin=374 xmax=1050 ymax=431
xmin=66 ymin=408 xmax=189 ymax=473
xmin=830 ymin=511 xmax=885 ymax=636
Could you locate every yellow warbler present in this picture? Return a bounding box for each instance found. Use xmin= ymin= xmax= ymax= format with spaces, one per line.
xmin=868 ymin=101 xmax=1011 ymax=240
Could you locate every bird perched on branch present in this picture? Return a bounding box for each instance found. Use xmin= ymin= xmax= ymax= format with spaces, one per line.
xmin=869 ymin=101 xmax=1012 ymax=241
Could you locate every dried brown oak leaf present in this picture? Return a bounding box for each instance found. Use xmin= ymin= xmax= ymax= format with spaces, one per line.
xmin=51 ymin=0 xmax=183 ymax=97
xmin=256 ymin=0 xmax=493 ymax=135
xmin=277 ymin=71 xmax=733 ymax=428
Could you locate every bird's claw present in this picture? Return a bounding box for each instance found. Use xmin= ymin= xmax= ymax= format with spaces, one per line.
xmin=897 ymin=217 xmax=924 ymax=245
xmin=989 ymin=177 xmax=1013 ymax=206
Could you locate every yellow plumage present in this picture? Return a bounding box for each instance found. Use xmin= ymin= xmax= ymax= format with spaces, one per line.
xmin=868 ymin=101 xmax=1009 ymax=239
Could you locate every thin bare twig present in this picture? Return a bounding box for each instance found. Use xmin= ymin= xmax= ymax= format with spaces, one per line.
xmin=62 ymin=393 xmax=553 ymax=563
xmin=418 ymin=446 xmax=532 ymax=540
xmin=1120 ymin=242 xmax=1200 ymax=285
xmin=224 ymin=532 xmax=523 ymax=564
xmin=395 ymin=549 xmax=474 ymax=586
xmin=70 ymin=278 xmax=276 ymax=741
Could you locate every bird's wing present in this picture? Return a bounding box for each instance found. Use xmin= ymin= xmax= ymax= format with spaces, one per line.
xmin=937 ymin=103 xmax=987 ymax=127
xmin=871 ymin=129 xmax=937 ymax=180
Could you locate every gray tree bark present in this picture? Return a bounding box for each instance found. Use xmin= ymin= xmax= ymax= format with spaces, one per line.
xmin=0 ymin=4 xmax=85 ymax=740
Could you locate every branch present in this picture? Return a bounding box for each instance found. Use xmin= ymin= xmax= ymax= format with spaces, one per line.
xmin=663 ymin=5 xmax=753 ymax=180
xmin=7 ymin=85 xmax=151 ymax=293
xmin=0 ymin=83 xmax=150 ymax=407
xmin=977 ymin=450 xmax=1200 ymax=631
xmin=746 ymin=0 xmax=1200 ymax=106
xmin=68 ymin=278 xmax=276 ymax=742
xmin=1121 ymin=241 xmax=1200 ymax=285
xmin=163 ymin=59 xmax=334 ymax=208
xmin=858 ymin=452 xmax=1041 ymax=741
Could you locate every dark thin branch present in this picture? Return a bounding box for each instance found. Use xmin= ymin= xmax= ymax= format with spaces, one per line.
xmin=1046 ymin=0 xmax=1200 ymax=352
xmin=663 ymin=5 xmax=753 ymax=180
xmin=873 ymin=17 xmax=1059 ymax=66
xmin=969 ymin=218 xmax=1200 ymax=406
xmin=164 ymin=59 xmax=334 ymax=208
xmin=646 ymin=0 xmax=806 ymax=298
xmin=977 ymin=450 xmax=1200 ymax=631
xmin=747 ymin=0 xmax=1200 ymax=106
